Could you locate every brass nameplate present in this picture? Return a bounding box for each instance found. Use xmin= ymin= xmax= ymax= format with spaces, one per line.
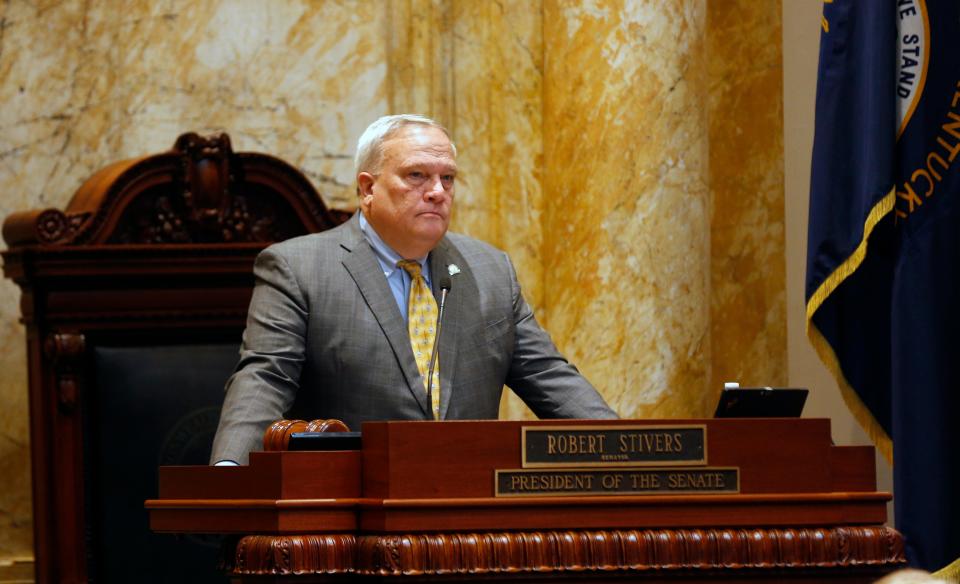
xmin=522 ymin=425 xmax=707 ymax=468
xmin=496 ymin=468 xmax=739 ymax=497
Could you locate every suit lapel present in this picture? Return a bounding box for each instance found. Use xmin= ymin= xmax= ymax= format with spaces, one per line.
xmin=340 ymin=216 xmax=431 ymax=418
xmin=429 ymin=239 xmax=470 ymax=420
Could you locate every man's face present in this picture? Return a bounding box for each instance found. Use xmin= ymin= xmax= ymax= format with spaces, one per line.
xmin=358 ymin=125 xmax=457 ymax=259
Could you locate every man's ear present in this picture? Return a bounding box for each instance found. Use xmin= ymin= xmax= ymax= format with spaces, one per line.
xmin=357 ymin=173 xmax=376 ymax=212
xmin=357 ymin=172 xmax=375 ymax=197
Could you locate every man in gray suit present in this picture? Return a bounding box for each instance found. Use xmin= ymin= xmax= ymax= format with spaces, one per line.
xmin=211 ymin=114 xmax=616 ymax=465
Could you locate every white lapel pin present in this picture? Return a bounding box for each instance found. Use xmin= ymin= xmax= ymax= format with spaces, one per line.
xmin=447 ymin=263 xmax=461 ymax=276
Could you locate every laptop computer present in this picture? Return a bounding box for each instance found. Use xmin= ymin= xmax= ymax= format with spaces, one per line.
xmin=713 ymin=387 xmax=809 ymax=418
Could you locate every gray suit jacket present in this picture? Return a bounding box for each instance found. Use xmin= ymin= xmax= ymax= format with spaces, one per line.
xmin=211 ymin=214 xmax=616 ymax=463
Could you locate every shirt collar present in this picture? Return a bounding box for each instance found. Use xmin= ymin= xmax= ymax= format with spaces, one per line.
xmin=358 ymin=212 xmax=429 ymax=276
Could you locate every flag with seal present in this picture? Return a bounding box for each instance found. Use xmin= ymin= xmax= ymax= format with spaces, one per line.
xmin=807 ymin=0 xmax=960 ymax=574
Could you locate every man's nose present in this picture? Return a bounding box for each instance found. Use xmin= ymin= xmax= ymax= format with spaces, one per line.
xmin=424 ymin=176 xmax=447 ymax=199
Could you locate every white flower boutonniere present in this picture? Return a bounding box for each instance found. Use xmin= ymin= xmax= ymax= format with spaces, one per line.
xmin=447 ymin=264 xmax=461 ymax=276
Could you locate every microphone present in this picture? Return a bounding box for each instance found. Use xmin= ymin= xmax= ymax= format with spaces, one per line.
xmin=426 ymin=274 xmax=452 ymax=420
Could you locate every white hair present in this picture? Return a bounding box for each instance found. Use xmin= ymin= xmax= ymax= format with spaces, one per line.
xmin=354 ymin=114 xmax=456 ymax=176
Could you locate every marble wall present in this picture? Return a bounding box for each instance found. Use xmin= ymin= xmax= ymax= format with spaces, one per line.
xmin=706 ymin=0 xmax=787 ymax=400
xmin=0 ymin=0 xmax=785 ymax=568
xmin=541 ymin=0 xmax=713 ymax=419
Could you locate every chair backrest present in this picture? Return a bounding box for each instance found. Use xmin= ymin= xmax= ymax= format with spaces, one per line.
xmin=2 ymin=132 xmax=349 ymax=584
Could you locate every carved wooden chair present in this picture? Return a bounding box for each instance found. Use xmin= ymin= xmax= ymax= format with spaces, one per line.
xmin=2 ymin=133 xmax=348 ymax=583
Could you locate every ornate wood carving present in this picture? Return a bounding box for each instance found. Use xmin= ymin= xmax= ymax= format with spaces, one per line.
xmin=233 ymin=534 xmax=357 ymax=575
xmin=43 ymin=332 xmax=86 ymax=414
xmin=2 ymin=131 xmax=349 ymax=248
xmin=34 ymin=208 xmax=92 ymax=244
xmin=114 ymin=132 xmax=288 ymax=244
xmin=263 ymin=419 xmax=351 ymax=452
xmin=230 ymin=527 xmax=904 ymax=577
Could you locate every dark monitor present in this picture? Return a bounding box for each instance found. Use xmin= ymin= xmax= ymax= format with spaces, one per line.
xmin=713 ymin=388 xmax=809 ymax=418
xmin=288 ymin=431 xmax=362 ymax=451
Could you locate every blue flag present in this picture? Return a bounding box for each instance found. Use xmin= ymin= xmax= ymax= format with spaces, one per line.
xmin=807 ymin=0 xmax=960 ymax=574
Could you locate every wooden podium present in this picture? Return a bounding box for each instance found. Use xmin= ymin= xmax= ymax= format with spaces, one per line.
xmin=147 ymin=419 xmax=904 ymax=582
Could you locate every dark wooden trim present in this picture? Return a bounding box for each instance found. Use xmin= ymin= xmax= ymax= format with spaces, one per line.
xmin=228 ymin=527 xmax=904 ymax=580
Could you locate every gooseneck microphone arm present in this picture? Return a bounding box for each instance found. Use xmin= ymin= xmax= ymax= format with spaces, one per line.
xmin=426 ymin=274 xmax=452 ymax=420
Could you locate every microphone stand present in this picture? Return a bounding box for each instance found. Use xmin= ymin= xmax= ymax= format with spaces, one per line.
xmin=426 ymin=275 xmax=452 ymax=420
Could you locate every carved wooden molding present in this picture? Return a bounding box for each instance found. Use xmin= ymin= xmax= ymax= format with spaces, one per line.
xmin=230 ymin=526 xmax=905 ymax=577
xmin=233 ymin=534 xmax=357 ymax=575
xmin=263 ymin=419 xmax=351 ymax=452
xmin=359 ymin=527 xmax=905 ymax=575
xmin=43 ymin=332 xmax=86 ymax=414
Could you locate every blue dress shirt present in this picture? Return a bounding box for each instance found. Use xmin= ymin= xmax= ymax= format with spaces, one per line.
xmin=358 ymin=212 xmax=431 ymax=322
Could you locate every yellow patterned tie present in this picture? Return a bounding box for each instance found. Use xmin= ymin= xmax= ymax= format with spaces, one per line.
xmin=397 ymin=260 xmax=440 ymax=419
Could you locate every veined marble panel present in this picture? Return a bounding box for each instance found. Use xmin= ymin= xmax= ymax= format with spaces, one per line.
xmin=706 ymin=1 xmax=787 ymax=393
xmin=446 ymin=2 xmax=546 ymax=421
xmin=542 ymin=0 xmax=712 ymax=419
xmin=447 ymin=1 xmax=544 ymax=307
xmin=383 ymin=0 xmax=546 ymax=419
